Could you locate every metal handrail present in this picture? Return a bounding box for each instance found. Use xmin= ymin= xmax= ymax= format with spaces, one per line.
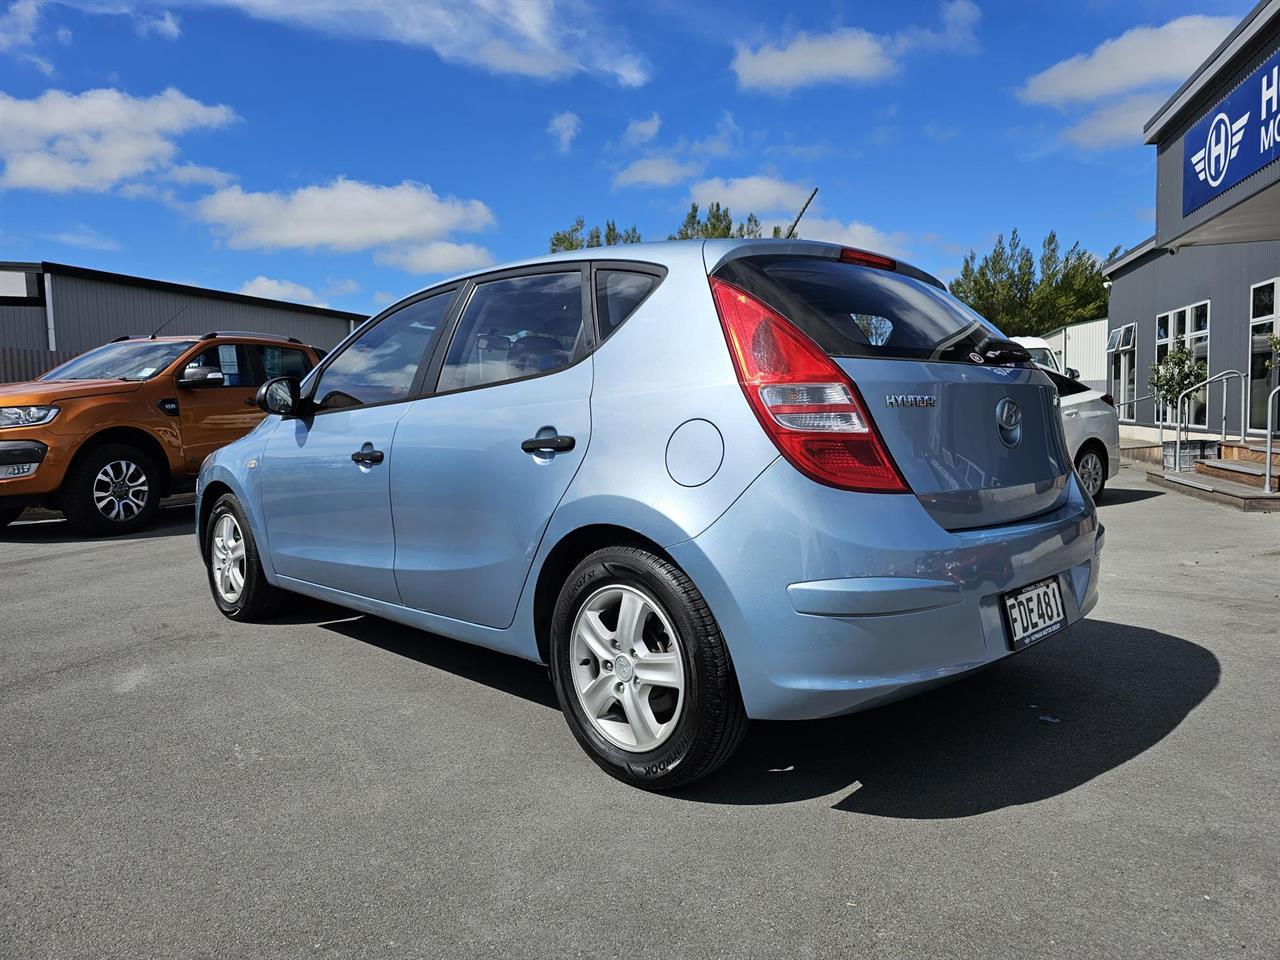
xmin=1174 ymin=370 xmax=1246 ymax=471
xmin=1266 ymin=385 xmax=1280 ymax=493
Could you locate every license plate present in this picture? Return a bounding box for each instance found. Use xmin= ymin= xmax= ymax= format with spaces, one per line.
xmin=1002 ymin=577 xmax=1066 ymax=650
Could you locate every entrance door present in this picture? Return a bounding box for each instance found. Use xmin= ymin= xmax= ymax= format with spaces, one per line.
xmin=1248 ymin=279 xmax=1278 ymax=434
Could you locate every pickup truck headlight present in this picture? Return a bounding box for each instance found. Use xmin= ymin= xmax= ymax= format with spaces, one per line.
xmin=0 ymin=406 xmax=59 ymax=428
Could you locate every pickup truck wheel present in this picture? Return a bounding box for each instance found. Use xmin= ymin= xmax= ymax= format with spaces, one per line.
xmin=59 ymin=443 xmax=160 ymax=535
xmin=0 ymin=506 xmax=22 ymax=528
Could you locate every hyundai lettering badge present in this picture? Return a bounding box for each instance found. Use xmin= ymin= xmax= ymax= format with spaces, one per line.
xmin=885 ymin=395 xmax=938 ymax=408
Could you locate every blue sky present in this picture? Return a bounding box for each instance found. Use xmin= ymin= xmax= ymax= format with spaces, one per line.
xmin=0 ymin=0 xmax=1252 ymax=314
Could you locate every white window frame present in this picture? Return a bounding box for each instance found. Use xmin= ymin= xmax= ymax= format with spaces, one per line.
xmin=1107 ymin=322 xmax=1137 ymax=423
xmin=1154 ymin=300 xmax=1211 ymax=429
xmin=1247 ymin=277 xmax=1279 ymax=435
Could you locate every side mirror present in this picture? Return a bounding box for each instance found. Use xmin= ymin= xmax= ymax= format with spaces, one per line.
xmin=1065 ymin=367 xmax=1081 ymax=381
xmin=256 ymin=376 xmax=302 ymax=417
xmin=178 ymin=366 xmax=225 ymax=389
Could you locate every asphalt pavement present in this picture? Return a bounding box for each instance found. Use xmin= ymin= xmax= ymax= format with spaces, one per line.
xmin=2 ymin=464 xmax=1277 ymax=959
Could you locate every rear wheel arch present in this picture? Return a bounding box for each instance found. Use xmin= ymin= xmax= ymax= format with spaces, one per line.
xmin=66 ymin=427 xmax=174 ymax=496
xmin=1075 ymin=436 xmax=1108 ymax=468
xmin=532 ymin=523 xmax=679 ymax=665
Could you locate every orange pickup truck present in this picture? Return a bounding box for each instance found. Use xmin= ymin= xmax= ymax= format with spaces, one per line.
xmin=0 ymin=332 xmax=322 ymax=534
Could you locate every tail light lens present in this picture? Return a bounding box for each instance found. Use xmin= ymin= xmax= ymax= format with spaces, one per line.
xmin=709 ymin=277 xmax=909 ymax=493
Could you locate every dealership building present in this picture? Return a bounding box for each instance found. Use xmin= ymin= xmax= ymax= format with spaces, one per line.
xmin=1104 ymin=0 xmax=1280 ymax=449
xmin=0 ymin=261 xmax=365 ymax=384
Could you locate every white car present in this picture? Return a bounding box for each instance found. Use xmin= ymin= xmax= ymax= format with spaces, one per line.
xmin=1043 ymin=368 xmax=1119 ymax=500
xmin=1014 ymin=336 xmax=1083 ymax=380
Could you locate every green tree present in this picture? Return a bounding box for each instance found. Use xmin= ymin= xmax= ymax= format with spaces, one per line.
xmin=1148 ymin=345 xmax=1207 ymax=429
xmin=667 ymin=202 xmax=765 ymax=240
xmin=949 ymin=229 xmax=1121 ymax=337
xmin=549 ymin=215 xmax=642 ymax=253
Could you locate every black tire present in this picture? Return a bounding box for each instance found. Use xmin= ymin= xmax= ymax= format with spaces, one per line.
xmin=0 ymin=506 xmax=23 ymax=528
xmin=1075 ymin=445 xmax=1107 ymax=501
xmin=59 ymin=443 xmax=160 ymax=535
xmin=204 ymin=493 xmax=286 ymax=621
xmin=549 ymin=546 xmax=749 ymax=790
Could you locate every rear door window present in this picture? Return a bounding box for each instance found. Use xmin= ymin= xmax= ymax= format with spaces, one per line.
xmin=595 ymin=270 xmax=658 ymax=339
xmin=252 ymin=344 xmax=313 ymax=382
xmin=713 ymin=255 xmax=1010 ymax=363
xmin=437 ymin=271 xmax=586 ymax=392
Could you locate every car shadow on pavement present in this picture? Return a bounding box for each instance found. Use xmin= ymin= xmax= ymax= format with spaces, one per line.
xmin=679 ymin=619 xmax=1218 ymax=816
xmin=1096 ymin=487 xmax=1164 ymax=507
xmin=0 ymin=504 xmax=197 ymax=544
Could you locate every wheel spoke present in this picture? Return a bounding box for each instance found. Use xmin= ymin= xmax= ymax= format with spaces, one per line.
xmin=633 ymin=651 xmax=682 ymax=691
xmin=615 ymin=590 xmax=648 ymax=649
xmin=576 ymin=610 xmax=616 ymax=662
xmin=578 ymin=672 xmax=618 ymax=717
xmin=229 ymin=540 xmax=245 ymax=561
xmin=621 ymin=685 xmax=662 ymax=745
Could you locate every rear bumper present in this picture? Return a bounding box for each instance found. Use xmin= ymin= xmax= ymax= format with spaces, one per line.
xmin=669 ymin=460 xmax=1102 ymax=720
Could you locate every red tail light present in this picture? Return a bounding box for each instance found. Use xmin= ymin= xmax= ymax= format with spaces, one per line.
xmin=840 ymin=247 xmax=896 ymax=270
xmin=708 ymin=277 xmax=909 ymax=494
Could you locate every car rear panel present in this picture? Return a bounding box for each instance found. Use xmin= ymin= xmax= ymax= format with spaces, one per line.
xmin=835 ymin=357 xmax=1071 ymax=529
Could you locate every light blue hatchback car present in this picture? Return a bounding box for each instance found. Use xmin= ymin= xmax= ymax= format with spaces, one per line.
xmin=197 ymin=239 xmax=1103 ymax=789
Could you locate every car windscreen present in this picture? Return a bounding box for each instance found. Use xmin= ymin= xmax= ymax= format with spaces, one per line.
xmin=712 ymin=255 xmax=1028 ymax=365
xmin=40 ymin=340 xmax=196 ymax=381
xmin=1027 ymin=348 xmax=1057 ymax=369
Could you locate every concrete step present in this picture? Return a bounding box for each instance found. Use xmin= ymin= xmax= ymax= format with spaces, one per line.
xmin=1147 ymin=469 xmax=1280 ymax=511
xmin=1219 ymin=441 xmax=1280 ymax=469
xmin=1194 ymin=458 xmax=1280 ymax=491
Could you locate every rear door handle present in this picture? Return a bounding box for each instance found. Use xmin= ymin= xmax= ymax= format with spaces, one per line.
xmin=521 ymin=435 xmax=575 ymax=454
xmin=351 ymin=448 xmax=385 ymax=465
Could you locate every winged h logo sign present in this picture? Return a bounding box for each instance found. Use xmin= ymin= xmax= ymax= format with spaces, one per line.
xmin=1191 ymin=111 xmax=1251 ymax=188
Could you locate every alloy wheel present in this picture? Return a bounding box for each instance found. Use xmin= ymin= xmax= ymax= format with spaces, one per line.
xmin=92 ymin=459 xmax=150 ymax=522
xmin=569 ymin=584 xmax=686 ymax=753
xmin=211 ymin=513 xmax=247 ymax=604
xmin=1077 ymin=451 xmax=1104 ymax=497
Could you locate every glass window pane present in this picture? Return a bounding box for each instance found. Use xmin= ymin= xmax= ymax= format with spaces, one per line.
xmin=1105 ymin=328 xmax=1122 ymax=352
xmin=1252 ymin=282 xmax=1275 ymax=320
xmin=596 ymin=271 xmax=658 ymax=339
xmin=255 ymin=345 xmax=313 ymax=383
xmin=314 ymin=292 xmax=452 ymax=409
xmin=438 ymin=272 xmax=584 ymax=392
xmin=1156 ymin=314 xmax=1168 ymax=341
xmin=1192 ymin=303 xmax=1208 ymax=333
xmin=187 ymin=345 xmax=250 ymax=387
xmin=1121 ymin=325 xmax=1134 ymax=348
xmin=40 ymin=340 xmax=195 ymax=382
xmin=1173 ymin=310 xmax=1186 ymax=339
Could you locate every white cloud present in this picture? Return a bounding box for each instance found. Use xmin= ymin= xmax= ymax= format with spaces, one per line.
xmin=196 ymin=0 xmax=649 ymax=86
xmin=623 ymin=112 xmax=660 ymax=146
xmin=0 ymin=0 xmax=40 ymax=52
xmin=548 ymin=111 xmax=580 ymax=154
xmin=375 ymin=241 xmax=494 ymax=275
xmin=1060 ymin=92 xmax=1169 ymax=150
xmin=689 ymin=175 xmax=811 ymax=215
xmin=136 ymin=10 xmax=181 ymax=39
xmin=791 ymin=216 xmax=910 ymax=258
xmin=0 ymin=87 xmax=236 ymax=192
xmin=49 ymin=223 xmax=121 ymax=251
xmin=238 ymin=276 xmax=324 ymax=305
xmin=163 ymin=162 xmax=234 ymax=187
xmin=732 ymin=1 xmax=980 ymax=92
xmin=1019 ymin=16 xmax=1235 ymax=107
xmin=613 ymin=155 xmax=702 ymax=188
xmin=690 ymin=111 xmax=740 ymax=156
xmin=196 ymin=177 xmax=494 ymax=252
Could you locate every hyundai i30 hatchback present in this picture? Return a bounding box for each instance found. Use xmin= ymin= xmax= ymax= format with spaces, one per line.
xmin=196 ymin=239 xmax=1103 ymax=789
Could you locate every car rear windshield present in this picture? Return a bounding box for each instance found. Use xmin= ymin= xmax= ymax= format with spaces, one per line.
xmin=712 ymin=255 xmax=1022 ymax=364
xmin=40 ymin=340 xmax=196 ymax=382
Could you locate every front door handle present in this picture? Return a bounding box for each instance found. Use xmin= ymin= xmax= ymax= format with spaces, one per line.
xmin=351 ymin=448 xmax=385 ymax=465
xmin=521 ymin=435 xmax=575 ymax=454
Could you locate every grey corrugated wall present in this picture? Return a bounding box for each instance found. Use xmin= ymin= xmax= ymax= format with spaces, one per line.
xmin=48 ymin=274 xmax=358 ymax=354
xmin=0 ymin=303 xmax=50 ymax=350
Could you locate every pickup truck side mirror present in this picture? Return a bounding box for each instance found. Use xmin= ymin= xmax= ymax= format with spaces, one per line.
xmin=1065 ymin=367 xmax=1081 ymax=381
xmin=256 ymin=376 xmax=302 ymax=417
xmin=177 ymin=366 xmax=225 ymax=389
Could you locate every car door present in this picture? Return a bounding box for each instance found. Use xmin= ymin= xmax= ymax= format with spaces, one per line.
xmin=390 ymin=266 xmax=593 ymax=628
xmin=258 ymin=292 xmax=454 ymax=602
xmin=176 ymin=343 xmax=262 ymax=474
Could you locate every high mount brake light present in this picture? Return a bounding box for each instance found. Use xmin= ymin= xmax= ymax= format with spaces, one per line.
xmin=708 ymin=277 xmax=909 ymax=494
xmin=840 ymin=248 xmax=897 ymax=270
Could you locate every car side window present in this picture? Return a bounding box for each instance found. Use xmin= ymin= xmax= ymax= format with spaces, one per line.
xmin=253 ymin=345 xmax=313 ymax=382
xmin=185 ymin=345 xmax=252 ymax=387
xmin=313 ymin=292 xmax=453 ymax=410
xmin=595 ymin=270 xmax=657 ymax=340
xmin=437 ymin=271 xmax=585 ymax=392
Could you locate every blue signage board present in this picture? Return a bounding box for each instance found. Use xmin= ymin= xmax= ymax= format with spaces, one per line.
xmin=1183 ymin=46 xmax=1280 ymax=216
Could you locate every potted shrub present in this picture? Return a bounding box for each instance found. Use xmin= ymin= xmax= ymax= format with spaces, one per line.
xmin=1148 ymin=346 xmax=1207 ymax=470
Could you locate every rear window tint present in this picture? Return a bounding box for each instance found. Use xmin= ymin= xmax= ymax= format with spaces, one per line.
xmin=596 ymin=270 xmax=658 ymax=339
xmin=713 ymin=255 xmax=1012 ymax=363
